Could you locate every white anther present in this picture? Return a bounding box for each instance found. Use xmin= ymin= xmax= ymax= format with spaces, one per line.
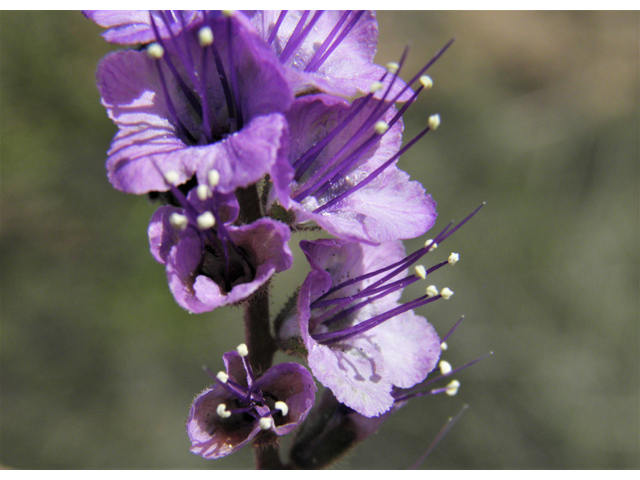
xmin=369 ymin=81 xmax=384 ymax=93
xmin=216 ymin=403 xmax=231 ymax=418
xmin=147 ymin=42 xmax=164 ymax=59
xmin=414 ymin=265 xmax=427 ymax=280
xmin=216 ymin=371 xmax=229 ymax=383
xmin=259 ymin=417 xmax=272 ymax=430
xmin=169 ymin=213 xmax=188 ymax=231
xmin=426 ymin=285 xmax=439 ymax=297
xmin=164 ymin=170 xmax=180 ymax=185
xmin=440 ymin=341 xmax=448 ymax=351
xmin=198 ymin=26 xmax=214 ymax=47
xmin=236 ymin=343 xmax=249 ymax=357
xmin=374 ymin=121 xmax=389 ymax=135
xmin=275 ymin=401 xmax=289 ymax=416
xmin=197 ymin=184 xmax=211 ymax=201
xmin=428 ymin=114 xmax=441 ymax=131
xmin=208 ymin=169 xmax=220 ymax=188
xmin=196 ymin=211 xmax=216 ymax=229
xmin=222 ymin=10 xmax=234 ymax=17
xmin=445 ymin=379 xmax=460 ymax=396
xmin=386 ymin=62 xmax=399 ymax=74
xmin=425 ymin=239 xmax=438 ymax=251
xmin=420 ymin=75 xmax=433 ymax=89
xmin=441 ymin=287 xmax=454 ymax=300
xmin=439 ymin=360 xmax=452 ymax=375
xmin=448 ymin=252 xmax=459 ymax=265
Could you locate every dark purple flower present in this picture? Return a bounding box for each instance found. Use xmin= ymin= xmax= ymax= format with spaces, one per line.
xmin=148 ymin=182 xmax=293 ymax=313
xmin=187 ymin=347 xmax=317 ymax=459
xmin=94 ymin=11 xmax=293 ymax=195
xmin=245 ymin=10 xmax=410 ymax=100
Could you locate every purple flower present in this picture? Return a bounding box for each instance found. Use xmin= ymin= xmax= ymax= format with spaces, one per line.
xmin=281 ymin=205 xmax=483 ymax=416
xmin=272 ymin=88 xmax=437 ymax=244
xmin=245 ymin=10 xmax=410 ymax=100
xmin=148 ymin=183 xmax=293 ymax=313
xmin=187 ymin=346 xmax=317 ymax=459
xmin=280 ymin=238 xmax=453 ymax=417
xmin=94 ymin=11 xmax=293 ymax=195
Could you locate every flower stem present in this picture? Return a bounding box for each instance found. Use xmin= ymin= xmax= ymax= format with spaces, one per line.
xmin=238 ymin=182 xmax=282 ymax=468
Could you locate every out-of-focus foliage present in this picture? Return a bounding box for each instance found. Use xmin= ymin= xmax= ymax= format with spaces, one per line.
xmin=1 ymin=11 xmax=638 ymax=469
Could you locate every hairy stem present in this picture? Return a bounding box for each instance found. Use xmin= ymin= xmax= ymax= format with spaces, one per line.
xmin=238 ymin=182 xmax=282 ymax=468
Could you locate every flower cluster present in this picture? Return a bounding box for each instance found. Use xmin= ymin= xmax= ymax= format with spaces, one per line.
xmin=87 ymin=10 xmax=481 ymax=468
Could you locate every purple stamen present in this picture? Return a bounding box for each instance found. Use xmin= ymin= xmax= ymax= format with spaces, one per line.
xmin=393 ymin=352 xmax=493 ymax=402
xmin=313 ymin=292 xmax=442 ymax=345
xmin=440 ymin=315 xmax=465 ymax=345
xmin=148 ymin=12 xmax=201 ymax=117
xmin=312 ymin=123 xmax=430 ymax=214
xmin=279 ymin=10 xmax=324 ymax=65
xmin=267 ymin=10 xmax=288 ymax=45
xmin=305 ymin=81 xmax=424 ymax=202
xmin=292 ymin=55 xmax=419 ymax=202
xmin=305 ymin=10 xmax=365 ymax=73
xmin=278 ymin=11 xmax=310 ymax=63
xmin=226 ymin=17 xmax=243 ymax=130
xmin=409 ymin=404 xmax=469 ymax=470
xmin=303 ymin=11 xmax=350 ymax=73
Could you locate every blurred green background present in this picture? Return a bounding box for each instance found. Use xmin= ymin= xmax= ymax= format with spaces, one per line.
xmin=1 ymin=11 xmax=638 ymax=469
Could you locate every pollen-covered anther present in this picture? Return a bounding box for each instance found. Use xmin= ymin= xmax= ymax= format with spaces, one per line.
xmin=448 ymin=252 xmax=460 ymax=265
xmin=426 ymin=285 xmax=439 ymax=298
xmin=441 ymin=341 xmax=448 ymax=351
xmin=164 ymin=170 xmax=180 ymax=186
xmin=236 ymin=343 xmax=249 ymax=357
xmin=216 ymin=403 xmax=231 ymax=418
xmin=275 ymin=401 xmax=289 ymax=417
xmin=198 ymin=26 xmax=214 ymax=47
xmin=440 ymin=287 xmax=454 ymax=300
xmin=439 ymin=360 xmax=453 ymax=375
xmin=445 ymin=379 xmax=460 ymax=396
xmin=216 ymin=371 xmax=229 ymax=383
xmin=222 ymin=10 xmax=234 ymax=17
xmin=369 ymin=81 xmax=384 ymax=93
xmin=374 ymin=120 xmax=389 ymax=135
xmin=414 ymin=265 xmax=427 ymax=280
xmin=259 ymin=417 xmax=272 ymax=430
xmin=386 ymin=61 xmax=399 ymax=74
xmin=428 ymin=114 xmax=441 ymax=131
xmin=208 ymin=169 xmax=220 ymax=188
xmin=197 ymin=184 xmax=211 ymax=201
xmin=169 ymin=212 xmax=188 ymax=231
xmin=197 ymin=212 xmax=216 ymax=229
xmin=420 ymin=75 xmax=433 ymax=89
xmin=147 ymin=42 xmax=164 ymax=59
xmin=425 ymin=239 xmax=438 ymax=251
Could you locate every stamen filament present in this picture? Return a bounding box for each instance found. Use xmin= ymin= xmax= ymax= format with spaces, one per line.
xmin=278 ymin=11 xmax=311 ymax=63
xmin=280 ymin=11 xmax=324 ymax=65
xmin=305 ymin=10 xmax=365 ymax=73
xmin=303 ymin=11 xmax=350 ymax=72
xmin=267 ymin=10 xmax=288 ymax=45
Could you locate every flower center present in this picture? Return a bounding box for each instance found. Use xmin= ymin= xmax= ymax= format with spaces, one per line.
xmin=147 ymin=10 xmax=242 ymax=147
xmin=163 ymin=169 xmax=256 ymax=294
xmin=207 ymin=345 xmax=289 ymax=430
